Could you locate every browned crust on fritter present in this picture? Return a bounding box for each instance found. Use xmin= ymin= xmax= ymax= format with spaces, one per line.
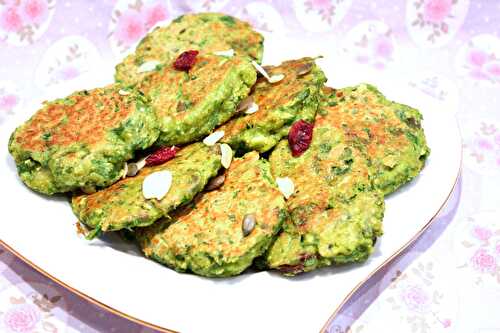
xmin=219 ymin=58 xmax=319 ymax=137
xmin=14 ymin=87 xmax=137 ymax=151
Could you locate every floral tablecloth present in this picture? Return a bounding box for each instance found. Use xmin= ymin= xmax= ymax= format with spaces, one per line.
xmin=0 ymin=0 xmax=499 ymax=332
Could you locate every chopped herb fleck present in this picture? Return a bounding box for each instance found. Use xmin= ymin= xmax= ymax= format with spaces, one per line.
xmin=220 ymin=15 xmax=236 ymax=26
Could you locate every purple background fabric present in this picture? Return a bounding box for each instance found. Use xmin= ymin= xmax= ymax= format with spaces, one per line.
xmin=0 ymin=1 xmax=499 ymax=332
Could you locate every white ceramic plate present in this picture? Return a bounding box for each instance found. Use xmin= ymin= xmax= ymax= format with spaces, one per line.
xmin=0 ymin=33 xmax=461 ymax=333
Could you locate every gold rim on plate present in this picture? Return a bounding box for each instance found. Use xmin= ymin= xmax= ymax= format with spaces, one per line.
xmin=321 ymin=153 xmax=463 ymax=332
xmin=1 ymin=155 xmax=462 ymax=333
xmin=0 ymin=240 xmax=177 ymax=333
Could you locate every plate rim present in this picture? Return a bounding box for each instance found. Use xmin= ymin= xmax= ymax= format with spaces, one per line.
xmin=0 ymin=157 xmax=462 ymax=333
xmin=0 ymin=239 xmax=177 ymax=333
xmin=321 ymin=150 xmax=463 ymax=332
xmin=0 ymin=99 xmax=463 ymax=332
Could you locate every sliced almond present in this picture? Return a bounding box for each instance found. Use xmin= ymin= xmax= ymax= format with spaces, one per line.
xmin=213 ymin=49 xmax=235 ymax=57
xmin=245 ymin=102 xmax=259 ymax=115
xmin=236 ymin=96 xmax=254 ymax=113
xmin=268 ymin=74 xmax=285 ymax=83
xmin=203 ymin=131 xmax=224 ymax=146
xmin=251 ymin=61 xmax=270 ymax=80
xmin=220 ymin=143 xmax=233 ymax=169
xmin=121 ymin=162 xmax=128 ymax=179
xmin=251 ymin=60 xmax=284 ymax=84
xmin=276 ymin=177 xmax=295 ymax=199
xmin=137 ymin=60 xmax=160 ymax=73
xmin=137 ymin=157 xmax=147 ymax=169
xmin=118 ymin=89 xmax=131 ymax=96
xmin=142 ymin=170 xmax=172 ymax=200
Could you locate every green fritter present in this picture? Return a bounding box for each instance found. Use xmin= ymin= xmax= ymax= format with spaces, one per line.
xmin=8 ymin=86 xmax=158 ymax=195
xmin=136 ymin=152 xmax=287 ymax=277
xmin=138 ymin=53 xmax=256 ymax=146
xmin=261 ymin=112 xmax=384 ymax=275
xmin=115 ymin=13 xmax=264 ymax=85
xmin=219 ymin=57 xmax=326 ymax=154
xmin=71 ymin=143 xmax=222 ymax=234
xmin=321 ymin=84 xmax=430 ymax=195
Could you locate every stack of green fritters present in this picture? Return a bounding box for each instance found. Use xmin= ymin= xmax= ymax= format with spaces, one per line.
xmin=8 ymin=13 xmax=430 ymax=277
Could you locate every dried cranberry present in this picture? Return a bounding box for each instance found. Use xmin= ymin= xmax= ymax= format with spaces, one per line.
xmin=278 ymin=263 xmax=304 ymax=275
xmin=173 ymin=50 xmax=199 ymax=71
xmin=145 ymin=146 xmax=179 ymax=166
xmin=278 ymin=253 xmax=316 ymax=275
xmin=288 ymin=120 xmax=314 ymax=157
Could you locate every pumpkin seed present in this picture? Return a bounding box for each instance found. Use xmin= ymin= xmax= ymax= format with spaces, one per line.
xmin=205 ymin=174 xmax=225 ymax=191
xmin=296 ymin=62 xmax=313 ymax=76
xmin=126 ymin=158 xmax=146 ymax=177
xmin=176 ymin=101 xmax=186 ymax=112
xmin=242 ymin=213 xmax=256 ymax=237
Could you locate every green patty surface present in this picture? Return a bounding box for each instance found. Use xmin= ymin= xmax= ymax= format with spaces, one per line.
xmin=136 ymin=152 xmax=287 ymax=277
xmin=8 ymin=86 xmax=159 ymax=195
xmin=138 ymin=54 xmax=256 ymax=146
xmin=219 ymin=57 xmax=326 ymax=154
xmin=262 ymin=108 xmax=384 ymax=275
xmin=71 ymin=143 xmax=222 ymax=233
xmin=321 ymin=84 xmax=430 ymax=195
xmin=115 ymin=13 xmax=264 ymax=85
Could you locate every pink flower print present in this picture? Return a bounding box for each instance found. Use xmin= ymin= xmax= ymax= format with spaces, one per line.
xmin=114 ymin=11 xmax=146 ymax=46
xmin=0 ymin=6 xmax=23 ymax=33
xmin=422 ymin=0 xmax=453 ymax=23
xmin=355 ymin=55 xmax=370 ymax=64
xmin=465 ymin=48 xmax=500 ymax=81
xmin=3 ymin=303 xmax=41 ymax=333
xmin=471 ymin=225 xmax=493 ymax=241
xmin=143 ymin=2 xmax=168 ymax=31
xmin=470 ymin=248 xmax=497 ymax=274
xmin=55 ymin=65 xmax=81 ymax=81
xmin=484 ymin=61 xmax=500 ymax=80
xmin=466 ymin=49 xmax=489 ymax=68
xmin=442 ymin=318 xmax=452 ymax=328
xmin=20 ymin=0 xmax=48 ymax=25
xmin=373 ymin=61 xmax=385 ymax=70
xmin=480 ymin=122 xmax=497 ymax=135
xmin=469 ymin=68 xmax=489 ymax=80
xmin=372 ymin=35 xmax=393 ymax=60
xmin=0 ymin=94 xmax=19 ymax=111
xmin=305 ymin=0 xmax=334 ymax=22
xmin=475 ymin=137 xmax=494 ymax=151
xmin=401 ymin=285 xmax=430 ymax=313
xmin=310 ymin=0 xmax=333 ymax=11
